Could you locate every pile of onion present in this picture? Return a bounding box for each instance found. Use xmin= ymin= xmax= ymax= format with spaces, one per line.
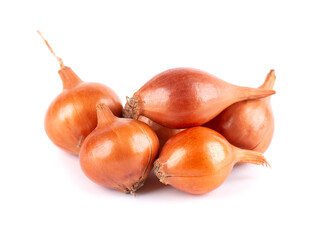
xmin=42 ymin=31 xmax=275 ymax=195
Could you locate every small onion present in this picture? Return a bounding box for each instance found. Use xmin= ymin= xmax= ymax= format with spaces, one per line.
xmin=39 ymin=31 xmax=122 ymax=155
xmin=154 ymin=127 xmax=269 ymax=195
xmin=79 ymin=104 xmax=159 ymax=194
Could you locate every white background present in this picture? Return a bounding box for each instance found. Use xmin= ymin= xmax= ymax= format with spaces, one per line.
xmin=1 ymin=0 xmax=324 ymax=239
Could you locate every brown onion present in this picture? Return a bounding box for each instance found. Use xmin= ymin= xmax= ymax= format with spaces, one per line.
xmin=205 ymin=70 xmax=276 ymax=152
xmin=79 ymin=104 xmax=159 ymax=194
xmin=154 ymin=126 xmax=269 ymax=195
xmin=123 ymin=68 xmax=275 ymax=128
xmin=138 ymin=115 xmax=185 ymax=150
xmin=39 ymin=31 xmax=123 ymax=155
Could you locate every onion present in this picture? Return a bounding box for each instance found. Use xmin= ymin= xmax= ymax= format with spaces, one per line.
xmin=138 ymin=116 xmax=185 ymax=150
xmin=123 ymin=68 xmax=275 ymax=128
xmin=205 ymin=70 xmax=276 ymax=152
xmin=39 ymin=31 xmax=122 ymax=155
xmin=79 ymin=104 xmax=159 ymax=194
xmin=154 ymin=127 xmax=269 ymax=195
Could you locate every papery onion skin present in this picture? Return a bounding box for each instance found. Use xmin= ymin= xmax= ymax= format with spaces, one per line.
xmin=123 ymin=68 xmax=275 ymax=128
xmin=45 ymin=67 xmax=122 ymax=155
xmin=205 ymin=70 xmax=275 ymax=153
xmin=138 ymin=115 xmax=185 ymax=150
xmin=79 ymin=104 xmax=159 ymax=194
xmin=154 ymin=127 xmax=269 ymax=195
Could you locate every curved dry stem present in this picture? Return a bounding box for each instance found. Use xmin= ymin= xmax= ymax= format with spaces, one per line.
xmin=37 ymin=30 xmax=64 ymax=69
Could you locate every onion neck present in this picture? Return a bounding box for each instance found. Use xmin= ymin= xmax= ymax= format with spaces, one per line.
xmin=59 ymin=66 xmax=83 ymax=89
xmin=237 ymin=86 xmax=275 ymax=101
xmin=233 ymin=147 xmax=270 ymax=167
xmin=260 ymin=69 xmax=276 ymax=90
xmin=96 ymin=104 xmax=117 ymax=127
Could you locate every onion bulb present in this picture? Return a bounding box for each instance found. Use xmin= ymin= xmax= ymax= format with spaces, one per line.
xmin=123 ymin=68 xmax=275 ymax=128
xmin=39 ymin=31 xmax=122 ymax=155
xmin=79 ymin=104 xmax=159 ymax=194
xmin=154 ymin=127 xmax=269 ymax=195
xmin=205 ymin=70 xmax=276 ymax=152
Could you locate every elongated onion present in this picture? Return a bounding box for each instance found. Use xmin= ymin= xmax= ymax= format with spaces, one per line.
xmin=123 ymin=68 xmax=275 ymax=128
